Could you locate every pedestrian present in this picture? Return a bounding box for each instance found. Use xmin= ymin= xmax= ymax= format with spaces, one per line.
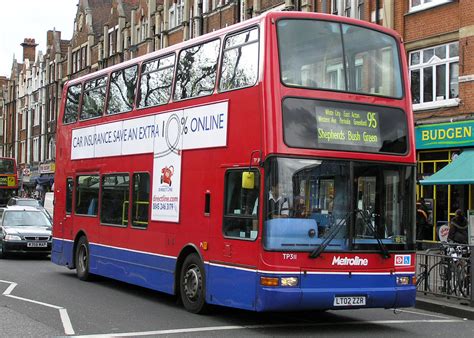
xmin=448 ymin=209 xmax=468 ymax=244
xmin=416 ymin=199 xmax=431 ymax=241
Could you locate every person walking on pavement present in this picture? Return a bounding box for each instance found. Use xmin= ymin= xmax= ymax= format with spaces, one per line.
xmin=448 ymin=209 xmax=468 ymax=244
xmin=416 ymin=198 xmax=431 ymax=241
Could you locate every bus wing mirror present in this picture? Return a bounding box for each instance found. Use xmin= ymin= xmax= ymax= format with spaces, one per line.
xmin=242 ymin=171 xmax=255 ymax=189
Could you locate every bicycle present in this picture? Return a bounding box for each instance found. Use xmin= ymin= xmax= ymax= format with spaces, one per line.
xmin=416 ymin=247 xmax=441 ymax=293
xmin=416 ymin=244 xmax=470 ymax=298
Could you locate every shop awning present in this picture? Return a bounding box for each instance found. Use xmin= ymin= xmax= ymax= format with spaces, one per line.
xmin=420 ymin=149 xmax=474 ymax=185
xmin=36 ymin=174 xmax=54 ymax=185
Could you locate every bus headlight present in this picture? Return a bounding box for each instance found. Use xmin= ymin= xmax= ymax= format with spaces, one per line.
xmin=281 ymin=277 xmax=299 ymax=287
xmin=396 ymin=276 xmax=410 ymax=285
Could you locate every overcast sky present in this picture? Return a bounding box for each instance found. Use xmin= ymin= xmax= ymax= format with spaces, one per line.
xmin=0 ymin=0 xmax=78 ymax=77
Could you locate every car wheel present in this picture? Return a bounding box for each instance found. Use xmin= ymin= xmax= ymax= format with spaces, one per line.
xmin=75 ymin=236 xmax=91 ymax=281
xmin=180 ymin=253 xmax=207 ymax=314
xmin=0 ymin=241 xmax=4 ymax=259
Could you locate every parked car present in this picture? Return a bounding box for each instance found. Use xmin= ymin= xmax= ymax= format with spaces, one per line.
xmin=0 ymin=206 xmax=52 ymax=258
xmin=7 ymin=197 xmax=42 ymax=208
xmin=6 ymin=197 xmax=52 ymax=221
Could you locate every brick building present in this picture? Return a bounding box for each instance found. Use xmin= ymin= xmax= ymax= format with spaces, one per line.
xmin=0 ymin=0 xmax=472 ymax=231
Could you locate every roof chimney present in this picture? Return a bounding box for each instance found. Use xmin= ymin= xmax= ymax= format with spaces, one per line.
xmin=21 ymin=38 xmax=38 ymax=62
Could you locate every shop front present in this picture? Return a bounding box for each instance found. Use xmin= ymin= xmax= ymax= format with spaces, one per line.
xmin=416 ymin=119 xmax=474 ymax=242
xmin=37 ymin=162 xmax=55 ymax=198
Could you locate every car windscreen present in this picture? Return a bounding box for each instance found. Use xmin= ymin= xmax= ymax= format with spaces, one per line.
xmin=3 ymin=211 xmax=51 ymax=227
xmin=17 ymin=200 xmax=41 ymax=207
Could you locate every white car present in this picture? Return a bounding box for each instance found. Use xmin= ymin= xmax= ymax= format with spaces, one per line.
xmin=0 ymin=206 xmax=52 ymax=258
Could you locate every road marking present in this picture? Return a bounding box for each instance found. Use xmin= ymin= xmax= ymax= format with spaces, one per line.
xmin=0 ymin=279 xmax=75 ymax=335
xmin=395 ymin=308 xmax=452 ymax=319
xmin=76 ymin=319 xmax=463 ymax=337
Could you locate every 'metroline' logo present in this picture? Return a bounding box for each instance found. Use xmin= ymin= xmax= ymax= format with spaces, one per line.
xmin=332 ymin=256 xmax=369 ymax=266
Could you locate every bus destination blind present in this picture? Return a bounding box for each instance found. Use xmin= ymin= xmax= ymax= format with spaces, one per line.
xmin=316 ymin=105 xmax=382 ymax=149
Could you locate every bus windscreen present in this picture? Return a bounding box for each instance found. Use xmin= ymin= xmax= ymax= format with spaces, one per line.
xmin=0 ymin=159 xmax=15 ymax=174
xmin=277 ymin=19 xmax=403 ymax=98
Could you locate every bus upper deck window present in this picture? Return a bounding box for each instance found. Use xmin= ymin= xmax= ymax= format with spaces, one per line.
xmin=138 ymin=54 xmax=175 ymax=108
xmin=64 ymin=84 xmax=81 ymax=124
xmin=80 ymin=76 xmax=107 ymax=120
xmin=107 ymin=65 xmax=138 ymax=115
xmin=174 ymin=39 xmax=221 ymax=100
xmin=219 ymin=27 xmax=259 ymax=92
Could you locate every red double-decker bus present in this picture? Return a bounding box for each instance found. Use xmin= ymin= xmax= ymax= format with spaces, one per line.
xmin=52 ymin=11 xmax=416 ymax=313
xmin=0 ymin=157 xmax=18 ymax=206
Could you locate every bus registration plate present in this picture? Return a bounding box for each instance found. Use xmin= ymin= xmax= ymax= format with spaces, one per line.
xmin=333 ymin=296 xmax=366 ymax=306
xmin=27 ymin=242 xmax=47 ymax=248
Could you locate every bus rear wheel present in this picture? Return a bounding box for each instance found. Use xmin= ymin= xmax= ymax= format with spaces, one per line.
xmin=180 ymin=253 xmax=207 ymax=314
xmin=75 ymin=236 xmax=91 ymax=281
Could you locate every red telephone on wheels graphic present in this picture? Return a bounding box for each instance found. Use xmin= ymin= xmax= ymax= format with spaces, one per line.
xmin=161 ymin=165 xmax=174 ymax=186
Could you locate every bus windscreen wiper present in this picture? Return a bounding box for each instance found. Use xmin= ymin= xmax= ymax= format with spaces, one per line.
xmin=309 ymin=212 xmax=351 ymax=259
xmin=356 ymin=209 xmax=390 ymax=259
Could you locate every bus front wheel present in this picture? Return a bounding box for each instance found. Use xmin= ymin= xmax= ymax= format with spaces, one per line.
xmin=75 ymin=236 xmax=91 ymax=281
xmin=180 ymin=253 xmax=207 ymax=314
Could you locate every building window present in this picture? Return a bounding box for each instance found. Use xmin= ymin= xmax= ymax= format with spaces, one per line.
xmin=33 ymin=137 xmax=39 ymax=162
xmin=202 ymin=0 xmax=209 ymax=13
xmin=49 ymin=62 xmax=55 ymax=82
xmin=332 ymin=0 xmax=338 ymax=15
xmin=409 ymin=42 xmax=459 ymax=110
xmin=21 ymin=109 xmax=27 ymax=130
xmin=357 ymin=0 xmax=365 ymax=20
xmin=344 ymin=0 xmax=352 ymax=17
xmin=48 ymin=138 xmax=55 ymax=160
xmin=33 ymin=106 xmax=40 ymax=126
xmin=20 ymin=140 xmax=26 ymax=164
xmin=169 ymin=0 xmax=184 ymax=29
xmin=410 ymin=0 xmax=453 ymax=13
xmin=140 ymin=17 xmax=148 ymax=42
xmin=81 ymin=46 xmax=87 ymax=68
xmin=109 ymin=26 xmax=118 ymax=56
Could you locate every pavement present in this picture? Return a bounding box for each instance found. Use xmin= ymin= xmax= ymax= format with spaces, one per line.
xmin=415 ymin=292 xmax=474 ymax=320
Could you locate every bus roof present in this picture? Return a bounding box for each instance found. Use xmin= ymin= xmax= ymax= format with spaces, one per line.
xmin=64 ymin=11 xmax=402 ymax=88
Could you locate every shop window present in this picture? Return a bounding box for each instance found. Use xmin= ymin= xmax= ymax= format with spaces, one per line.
xmin=223 ymin=169 xmax=260 ymax=240
xmin=419 ymin=150 xmax=450 ymax=161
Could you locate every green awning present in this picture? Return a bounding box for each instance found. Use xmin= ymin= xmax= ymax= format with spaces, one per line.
xmin=420 ymin=149 xmax=474 ymax=185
